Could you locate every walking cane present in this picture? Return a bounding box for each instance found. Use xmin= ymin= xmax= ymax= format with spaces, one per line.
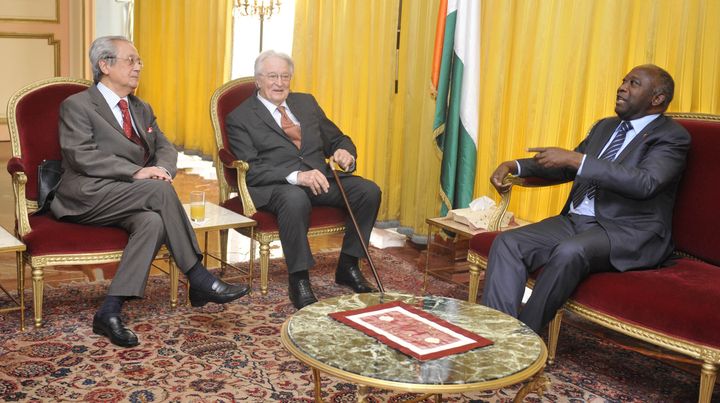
xmin=328 ymin=157 xmax=385 ymax=293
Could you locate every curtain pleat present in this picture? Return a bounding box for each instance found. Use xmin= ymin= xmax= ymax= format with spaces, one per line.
xmin=133 ymin=0 xmax=232 ymax=158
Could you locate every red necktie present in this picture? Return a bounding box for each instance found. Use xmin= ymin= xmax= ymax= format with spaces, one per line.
xmin=118 ymin=99 xmax=149 ymax=161
xmin=118 ymin=99 xmax=136 ymax=140
xmin=277 ymin=105 xmax=302 ymax=149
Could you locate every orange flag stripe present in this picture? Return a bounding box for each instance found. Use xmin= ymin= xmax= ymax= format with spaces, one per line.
xmin=431 ymin=0 xmax=448 ymax=93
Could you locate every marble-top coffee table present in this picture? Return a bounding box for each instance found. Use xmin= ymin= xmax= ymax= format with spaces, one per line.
xmin=281 ymin=293 xmax=548 ymax=402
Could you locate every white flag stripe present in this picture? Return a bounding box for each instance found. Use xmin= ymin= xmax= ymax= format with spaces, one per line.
xmin=456 ymin=0 xmax=480 ymax=146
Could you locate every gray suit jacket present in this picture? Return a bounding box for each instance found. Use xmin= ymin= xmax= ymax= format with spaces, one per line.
xmin=51 ymin=85 xmax=178 ymax=218
xmin=225 ymin=92 xmax=356 ymax=209
xmin=518 ymin=115 xmax=691 ymax=271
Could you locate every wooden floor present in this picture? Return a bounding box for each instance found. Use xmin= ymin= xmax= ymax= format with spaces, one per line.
xmin=0 ymin=141 xmax=470 ymax=296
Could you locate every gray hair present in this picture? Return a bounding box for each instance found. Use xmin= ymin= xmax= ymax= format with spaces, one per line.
xmin=89 ymin=36 xmax=131 ymax=83
xmin=253 ymin=50 xmax=294 ymax=77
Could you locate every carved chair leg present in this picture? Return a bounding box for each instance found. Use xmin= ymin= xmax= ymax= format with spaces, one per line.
xmin=259 ymin=241 xmax=270 ymax=295
xmin=547 ymin=310 xmax=563 ymax=365
xmin=168 ymin=257 xmax=178 ymax=308
xmin=467 ymin=262 xmax=480 ymax=303
xmin=31 ymin=266 xmax=44 ymax=328
xmin=699 ymin=362 xmax=717 ymax=403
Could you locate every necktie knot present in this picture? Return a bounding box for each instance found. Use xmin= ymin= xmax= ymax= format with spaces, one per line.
xmin=118 ymin=99 xmax=129 ymax=112
xmin=618 ymin=121 xmax=632 ymax=135
xmin=277 ymin=105 xmax=302 ymax=149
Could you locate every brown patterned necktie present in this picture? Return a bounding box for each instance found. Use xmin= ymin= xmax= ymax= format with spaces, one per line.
xmin=277 ymin=105 xmax=302 ymax=149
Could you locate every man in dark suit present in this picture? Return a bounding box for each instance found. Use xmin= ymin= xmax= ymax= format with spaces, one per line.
xmin=481 ymin=64 xmax=691 ymax=333
xmin=52 ymin=36 xmax=249 ymax=347
xmin=225 ymin=50 xmax=381 ymax=309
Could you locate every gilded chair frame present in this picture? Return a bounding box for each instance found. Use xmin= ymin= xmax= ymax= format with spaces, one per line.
xmin=466 ymin=113 xmax=720 ymax=403
xmin=6 ymin=77 xmax=179 ymax=327
xmin=210 ymin=77 xmax=346 ymax=294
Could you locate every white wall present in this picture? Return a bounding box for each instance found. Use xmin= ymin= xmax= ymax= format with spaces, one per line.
xmin=95 ymin=0 xmax=132 ymax=39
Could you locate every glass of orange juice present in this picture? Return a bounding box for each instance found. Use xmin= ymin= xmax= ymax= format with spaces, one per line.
xmin=190 ymin=191 xmax=205 ymax=223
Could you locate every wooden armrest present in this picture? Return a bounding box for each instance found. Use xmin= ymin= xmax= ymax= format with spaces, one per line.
xmin=218 ymin=148 xmax=257 ymax=217
xmin=488 ymin=175 xmax=566 ymax=231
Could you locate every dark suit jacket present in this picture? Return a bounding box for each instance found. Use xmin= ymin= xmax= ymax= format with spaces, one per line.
xmin=517 ymin=115 xmax=691 ymax=271
xmin=51 ymin=85 xmax=178 ymax=218
xmin=225 ymin=92 xmax=357 ymax=209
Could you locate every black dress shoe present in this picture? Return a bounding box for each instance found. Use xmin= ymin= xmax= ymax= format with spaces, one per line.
xmin=289 ymin=278 xmax=318 ymax=310
xmin=189 ymin=279 xmax=250 ymax=307
xmin=335 ymin=265 xmax=377 ymax=293
xmin=92 ymin=314 xmax=139 ymax=348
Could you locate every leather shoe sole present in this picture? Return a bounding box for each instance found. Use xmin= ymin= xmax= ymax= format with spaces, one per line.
xmin=189 ymin=279 xmax=250 ymax=307
xmin=92 ymin=314 xmax=139 ymax=348
xmin=335 ymin=265 xmax=377 ymax=293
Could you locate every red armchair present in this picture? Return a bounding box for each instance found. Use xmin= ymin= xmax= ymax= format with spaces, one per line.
xmin=467 ymin=113 xmax=720 ymax=403
xmin=209 ymin=77 xmax=346 ymax=294
xmin=6 ymin=77 xmax=179 ymax=327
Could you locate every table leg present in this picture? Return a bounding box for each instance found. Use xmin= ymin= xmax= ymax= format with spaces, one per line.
xmin=422 ymin=224 xmax=434 ymax=293
xmin=203 ymin=231 xmax=209 ymax=267
xmin=513 ymin=370 xmax=549 ymax=402
xmin=312 ymin=368 xmax=323 ymax=402
xmin=17 ymin=251 xmax=25 ymax=331
xmin=356 ymin=385 xmax=368 ymax=402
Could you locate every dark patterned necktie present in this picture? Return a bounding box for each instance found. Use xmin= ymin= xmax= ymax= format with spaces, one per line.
xmin=277 ymin=105 xmax=302 ymax=149
xmin=571 ymin=121 xmax=633 ymax=208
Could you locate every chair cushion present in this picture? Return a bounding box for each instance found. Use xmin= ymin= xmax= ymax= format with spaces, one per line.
xmin=221 ymin=196 xmax=346 ymax=232
xmin=572 ymin=258 xmax=720 ymax=349
xmin=468 ymin=231 xmax=501 ymax=256
xmin=24 ymin=214 xmax=128 ymax=255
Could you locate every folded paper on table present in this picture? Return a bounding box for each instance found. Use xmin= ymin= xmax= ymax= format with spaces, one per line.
xmin=329 ymin=301 xmax=493 ymax=361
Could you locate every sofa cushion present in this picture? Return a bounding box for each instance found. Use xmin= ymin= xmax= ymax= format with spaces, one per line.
xmin=571 ymin=258 xmax=720 ymax=349
xmin=672 ymin=118 xmax=720 ymax=266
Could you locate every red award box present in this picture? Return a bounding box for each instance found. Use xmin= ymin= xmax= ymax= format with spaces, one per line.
xmin=329 ymin=300 xmax=493 ymax=361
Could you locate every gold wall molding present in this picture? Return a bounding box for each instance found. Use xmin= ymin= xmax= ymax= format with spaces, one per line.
xmin=0 ymin=33 xmax=60 ymax=120
xmin=0 ymin=0 xmax=59 ymax=23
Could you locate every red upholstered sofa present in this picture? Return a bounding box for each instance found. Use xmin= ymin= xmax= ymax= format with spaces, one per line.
xmin=467 ymin=113 xmax=720 ymax=403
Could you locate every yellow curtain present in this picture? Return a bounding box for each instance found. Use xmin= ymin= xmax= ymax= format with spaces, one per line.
xmin=293 ymin=0 xmax=720 ymax=235
xmin=133 ymin=0 xmax=232 ymax=158
xmin=292 ymin=0 xmax=405 ymax=223
xmin=475 ymin=0 xmax=720 ymax=222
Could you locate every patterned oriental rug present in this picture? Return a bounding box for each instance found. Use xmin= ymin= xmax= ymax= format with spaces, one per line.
xmin=0 ymin=250 xmax=716 ymax=402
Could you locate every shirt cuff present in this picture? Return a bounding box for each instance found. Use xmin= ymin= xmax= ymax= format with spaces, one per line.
xmin=515 ymin=160 xmax=522 ymax=176
xmin=286 ymin=170 xmax=299 ymax=185
xmin=156 ymin=166 xmax=172 ymax=178
xmin=576 ymin=154 xmax=588 ymax=175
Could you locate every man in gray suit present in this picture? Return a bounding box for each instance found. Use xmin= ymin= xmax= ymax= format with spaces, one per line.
xmin=225 ymin=50 xmax=381 ymax=309
xmin=481 ymin=64 xmax=690 ymax=333
xmin=51 ymin=36 xmax=249 ymax=347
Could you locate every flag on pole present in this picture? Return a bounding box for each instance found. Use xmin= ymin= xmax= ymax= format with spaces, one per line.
xmin=431 ymin=0 xmax=480 ymax=216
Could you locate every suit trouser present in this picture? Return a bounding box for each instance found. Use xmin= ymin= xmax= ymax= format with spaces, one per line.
xmin=263 ymin=176 xmax=381 ymax=274
xmin=62 ymin=180 xmax=202 ymax=297
xmin=481 ymin=213 xmax=615 ymax=333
